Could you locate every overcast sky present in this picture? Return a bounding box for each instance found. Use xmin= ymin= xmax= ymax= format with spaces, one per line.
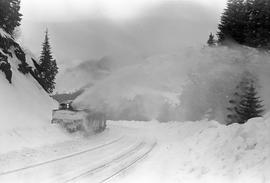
xmin=20 ymin=0 xmax=227 ymax=69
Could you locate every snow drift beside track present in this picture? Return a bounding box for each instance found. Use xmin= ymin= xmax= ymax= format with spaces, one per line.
xmin=110 ymin=117 xmax=270 ymax=183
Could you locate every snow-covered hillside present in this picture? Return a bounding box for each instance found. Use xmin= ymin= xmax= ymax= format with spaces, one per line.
xmin=0 ymin=29 xmax=69 ymax=153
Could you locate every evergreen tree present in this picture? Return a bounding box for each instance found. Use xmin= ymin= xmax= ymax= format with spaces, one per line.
xmin=38 ymin=29 xmax=58 ymax=93
xmin=227 ymin=72 xmax=264 ymax=125
xmin=235 ymin=82 xmax=264 ymax=123
xmin=207 ymin=33 xmax=216 ymax=46
xmin=217 ymin=0 xmax=248 ymax=44
xmin=245 ymin=0 xmax=270 ymax=49
xmin=0 ymin=0 xmax=22 ymax=35
xmin=217 ymin=0 xmax=270 ymax=49
xmin=227 ymin=72 xmax=250 ymax=124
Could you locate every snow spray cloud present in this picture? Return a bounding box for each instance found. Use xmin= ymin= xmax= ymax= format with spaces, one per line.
xmin=73 ymin=45 xmax=270 ymax=122
xmin=179 ymin=46 xmax=270 ymax=123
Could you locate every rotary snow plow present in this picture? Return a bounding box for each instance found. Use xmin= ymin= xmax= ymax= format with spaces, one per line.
xmin=51 ymin=101 xmax=106 ymax=133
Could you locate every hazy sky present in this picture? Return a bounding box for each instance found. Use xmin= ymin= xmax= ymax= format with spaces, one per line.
xmin=20 ymin=0 xmax=227 ymax=69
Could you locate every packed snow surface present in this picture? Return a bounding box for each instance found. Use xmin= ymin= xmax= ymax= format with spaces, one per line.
xmin=1 ymin=118 xmax=269 ymax=183
xmin=110 ymin=118 xmax=270 ymax=183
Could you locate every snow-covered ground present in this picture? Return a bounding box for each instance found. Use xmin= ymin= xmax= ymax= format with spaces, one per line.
xmin=112 ymin=119 xmax=270 ymax=183
xmin=0 ymin=118 xmax=269 ymax=183
xmin=0 ymin=28 xmax=72 ymax=154
xmin=0 ymin=60 xmax=71 ymax=153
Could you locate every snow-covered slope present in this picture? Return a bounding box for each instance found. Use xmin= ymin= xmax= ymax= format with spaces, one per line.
xmin=0 ymin=29 xmax=69 ymax=153
xmin=0 ymin=58 xmax=54 ymax=130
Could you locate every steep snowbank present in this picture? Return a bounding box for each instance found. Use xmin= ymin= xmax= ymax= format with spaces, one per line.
xmin=182 ymin=117 xmax=270 ymax=183
xmin=110 ymin=117 xmax=270 ymax=183
xmin=0 ymin=30 xmax=69 ymax=153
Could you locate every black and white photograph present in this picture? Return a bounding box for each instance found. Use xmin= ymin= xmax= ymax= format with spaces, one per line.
xmin=0 ymin=0 xmax=270 ymax=182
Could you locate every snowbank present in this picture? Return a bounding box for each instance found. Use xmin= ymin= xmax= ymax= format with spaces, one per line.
xmin=0 ymin=58 xmax=70 ymax=153
xmin=181 ymin=117 xmax=270 ymax=183
xmin=0 ymin=30 xmax=70 ymax=154
xmin=110 ymin=117 xmax=270 ymax=183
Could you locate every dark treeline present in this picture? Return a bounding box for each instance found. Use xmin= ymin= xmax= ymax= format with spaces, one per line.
xmin=0 ymin=0 xmax=22 ymax=35
xmin=217 ymin=0 xmax=270 ymax=50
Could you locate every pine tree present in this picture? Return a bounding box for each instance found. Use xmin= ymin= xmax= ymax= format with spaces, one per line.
xmin=227 ymin=73 xmax=250 ymax=124
xmin=38 ymin=29 xmax=58 ymax=93
xmin=207 ymin=33 xmax=216 ymax=46
xmin=227 ymin=72 xmax=264 ymax=125
xmin=217 ymin=0 xmax=248 ymax=44
xmin=235 ymin=82 xmax=264 ymax=123
xmin=217 ymin=0 xmax=270 ymax=49
xmin=0 ymin=0 xmax=22 ymax=35
xmin=244 ymin=0 xmax=270 ymax=49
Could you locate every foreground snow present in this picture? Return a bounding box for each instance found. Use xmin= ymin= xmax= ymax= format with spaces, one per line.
xmin=0 ymin=123 xmax=155 ymax=183
xmin=0 ymin=118 xmax=270 ymax=183
xmin=112 ymin=118 xmax=270 ymax=183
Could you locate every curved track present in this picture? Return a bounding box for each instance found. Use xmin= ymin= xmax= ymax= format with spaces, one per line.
xmin=0 ymin=118 xmax=160 ymax=183
xmin=0 ymin=135 xmax=156 ymax=183
xmin=0 ymin=136 xmax=124 ymax=177
xmin=65 ymin=141 xmax=157 ymax=183
xmin=100 ymin=141 xmax=157 ymax=183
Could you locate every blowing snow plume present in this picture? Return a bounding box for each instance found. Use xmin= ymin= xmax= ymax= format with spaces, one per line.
xmin=73 ymin=46 xmax=270 ymax=123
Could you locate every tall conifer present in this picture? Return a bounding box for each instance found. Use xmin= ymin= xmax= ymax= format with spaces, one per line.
xmin=38 ymin=29 xmax=58 ymax=93
xmin=235 ymin=82 xmax=264 ymax=123
xmin=227 ymin=72 xmax=264 ymax=125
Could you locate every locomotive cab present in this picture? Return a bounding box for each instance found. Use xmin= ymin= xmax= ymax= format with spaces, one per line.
xmin=58 ymin=100 xmax=74 ymax=110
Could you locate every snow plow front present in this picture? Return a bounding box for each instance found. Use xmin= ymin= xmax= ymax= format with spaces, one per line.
xmin=52 ymin=101 xmax=106 ymax=133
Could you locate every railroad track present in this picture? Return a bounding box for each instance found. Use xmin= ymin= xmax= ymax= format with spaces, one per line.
xmin=64 ymin=140 xmax=157 ymax=183
xmin=0 ymin=136 xmax=124 ymax=177
xmin=0 ymin=136 xmax=156 ymax=183
xmin=100 ymin=141 xmax=157 ymax=183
